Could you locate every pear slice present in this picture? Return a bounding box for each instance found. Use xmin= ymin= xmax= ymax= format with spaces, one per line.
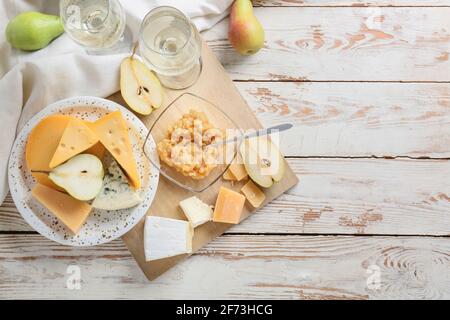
xmin=120 ymin=56 xmax=163 ymax=115
xmin=49 ymin=154 xmax=104 ymax=201
xmin=240 ymin=136 xmax=286 ymax=188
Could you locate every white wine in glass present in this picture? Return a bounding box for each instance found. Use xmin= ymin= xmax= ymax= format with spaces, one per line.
xmin=60 ymin=0 xmax=128 ymax=53
xmin=139 ymin=6 xmax=202 ymax=90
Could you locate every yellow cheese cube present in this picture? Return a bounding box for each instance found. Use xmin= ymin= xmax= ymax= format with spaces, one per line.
xmin=31 ymin=184 xmax=92 ymax=234
xmin=213 ymin=186 xmax=246 ymax=224
xmin=241 ymin=180 xmax=266 ymax=208
xmin=228 ymin=162 xmax=248 ymax=181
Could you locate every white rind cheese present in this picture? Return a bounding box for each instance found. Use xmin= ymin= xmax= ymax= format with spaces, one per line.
xmin=92 ymin=159 xmax=142 ymax=210
xmin=179 ymin=196 xmax=213 ymax=228
xmin=144 ymin=216 xmax=193 ymax=261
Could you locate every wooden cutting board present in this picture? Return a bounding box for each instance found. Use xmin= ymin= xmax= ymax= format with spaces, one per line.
xmin=108 ymin=41 xmax=299 ymax=280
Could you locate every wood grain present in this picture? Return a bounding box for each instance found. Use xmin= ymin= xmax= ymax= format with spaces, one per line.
xmin=239 ymin=82 xmax=450 ymax=158
xmin=253 ymin=0 xmax=450 ymax=6
xmin=203 ymin=7 xmax=450 ymax=81
xmin=1 ymin=234 xmax=449 ymax=299
xmin=2 ymin=158 xmax=450 ymax=235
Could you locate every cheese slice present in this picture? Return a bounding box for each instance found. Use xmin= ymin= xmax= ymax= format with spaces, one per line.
xmin=144 ymin=216 xmax=193 ymax=261
xmin=49 ymin=118 xmax=99 ymax=168
xmin=213 ymin=186 xmax=246 ymax=224
xmin=179 ymin=196 xmax=213 ymax=228
xmin=228 ymin=161 xmax=248 ymax=181
xmin=91 ymin=111 xmax=141 ymax=189
xmin=241 ymin=180 xmax=266 ymax=208
xmin=92 ymin=158 xmax=142 ymax=210
xmin=26 ymin=115 xmax=105 ymax=190
xmin=31 ymin=183 xmax=92 ymax=234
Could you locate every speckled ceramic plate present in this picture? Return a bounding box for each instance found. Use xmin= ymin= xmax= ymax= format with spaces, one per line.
xmin=8 ymin=96 xmax=160 ymax=246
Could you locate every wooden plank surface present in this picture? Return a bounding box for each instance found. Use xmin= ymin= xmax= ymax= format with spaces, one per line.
xmin=1 ymin=3 xmax=450 ymax=299
xmin=1 ymin=234 xmax=449 ymax=299
xmin=240 ymin=82 xmax=450 ymax=158
xmin=3 ymin=158 xmax=449 ymax=235
xmin=203 ymin=7 xmax=450 ymax=81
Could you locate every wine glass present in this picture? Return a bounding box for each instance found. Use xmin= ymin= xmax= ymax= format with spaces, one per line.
xmin=60 ymin=0 xmax=131 ymax=54
xmin=139 ymin=6 xmax=202 ymax=90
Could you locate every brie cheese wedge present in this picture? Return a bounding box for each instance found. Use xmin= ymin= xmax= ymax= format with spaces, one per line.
xmin=92 ymin=158 xmax=142 ymax=210
xmin=144 ymin=216 xmax=193 ymax=261
xmin=179 ymin=196 xmax=213 ymax=228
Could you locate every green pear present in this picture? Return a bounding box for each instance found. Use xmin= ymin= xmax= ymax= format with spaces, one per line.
xmin=228 ymin=0 xmax=265 ymax=56
xmin=6 ymin=12 xmax=64 ymax=51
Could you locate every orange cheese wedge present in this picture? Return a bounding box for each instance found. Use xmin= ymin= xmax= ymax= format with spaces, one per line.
xmin=31 ymin=184 xmax=92 ymax=234
xmin=213 ymin=186 xmax=246 ymax=224
xmin=85 ymin=142 xmax=106 ymax=161
xmin=49 ymin=118 xmax=99 ymax=168
xmin=26 ymin=115 xmax=72 ymax=190
xmin=241 ymin=180 xmax=266 ymax=208
xmin=91 ymin=111 xmax=141 ymax=189
xmin=228 ymin=162 xmax=248 ymax=181
xmin=26 ymin=115 xmax=106 ymax=191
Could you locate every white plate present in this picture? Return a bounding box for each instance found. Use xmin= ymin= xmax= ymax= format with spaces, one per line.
xmin=8 ymin=96 xmax=160 ymax=246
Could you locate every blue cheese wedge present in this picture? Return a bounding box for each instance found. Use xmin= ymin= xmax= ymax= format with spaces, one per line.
xmin=144 ymin=216 xmax=193 ymax=261
xmin=92 ymin=159 xmax=142 ymax=210
xmin=179 ymin=196 xmax=213 ymax=228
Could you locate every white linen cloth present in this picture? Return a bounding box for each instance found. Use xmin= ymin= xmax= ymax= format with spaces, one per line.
xmin=0 ymin=0 xmax=233 ymax=204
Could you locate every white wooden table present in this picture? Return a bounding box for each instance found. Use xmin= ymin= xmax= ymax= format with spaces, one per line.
xmin=1 ymin=1 xmax=450 ymax=299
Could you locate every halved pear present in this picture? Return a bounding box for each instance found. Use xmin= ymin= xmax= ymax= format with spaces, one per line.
xmin=49 ymin=154 xmax=104 ymax=201
xmin=239 ymin=136 xmax=286 ymax=188
xmin=120 ymin=56 xmax=163 ymax=115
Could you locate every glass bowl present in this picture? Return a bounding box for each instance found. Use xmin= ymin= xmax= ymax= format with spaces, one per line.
xmin=144 ymin=93 xmax=244 ymax=192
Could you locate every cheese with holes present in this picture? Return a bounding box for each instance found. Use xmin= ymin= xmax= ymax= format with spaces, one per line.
xmin=49 ymin=118 xmax=99 ymax=168
xmin=213 ymin=186 xmax=246 ymax=224
xmin=241 ymin=180 xmax=266 ymax=208
xmin=31 ymin=183 xmax=92 ymax=234
xmin=26 ymin=115 xmax=105 ymax=190
xmin=144 ymin=216 xmax=193 ymax=261
xmin=91 ymin=111 xmax=141 ymax=189
xmin=228 ymin=162 xmax=248 ymax=181
xmin=179 ymin=196 xmax=213 ymax=228
xmin=92 ymin=159 xmax=142 ymax=210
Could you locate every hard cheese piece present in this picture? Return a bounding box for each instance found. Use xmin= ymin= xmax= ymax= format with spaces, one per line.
xmin=26 ymin=115 xmax=72 ymax=190
xmin=222 ymin=168 xmax=236 ymax=181
xmin=229 ymin=160 xmax=248 ymax=181
xmin=85 ymin=142 xmax=106 ymax=161
xmin=92 ymin=111 xmax=141 ymax=189
xmin=241 ymin=180 xmax=266 ymax=208
xmin=49 ymin=118 xmax=99 ymax=168
xmin=26 ymin=115 xmax=105 ymax=191
xmin=213 ymin=186 xmax=246 ymax=224
xmin=179 ymin=196 xmax=213 ymax=228
xmin=92 ymin=159 xmax=142 ymax=210
xmin=31 ymin=183 xmax=92 ymax=234
xmin=144 ymin=216 xmax=193 ymax=261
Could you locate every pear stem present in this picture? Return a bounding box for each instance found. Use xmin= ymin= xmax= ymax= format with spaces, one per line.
xmin=131 ymin=42 xmax=139 ymax=59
